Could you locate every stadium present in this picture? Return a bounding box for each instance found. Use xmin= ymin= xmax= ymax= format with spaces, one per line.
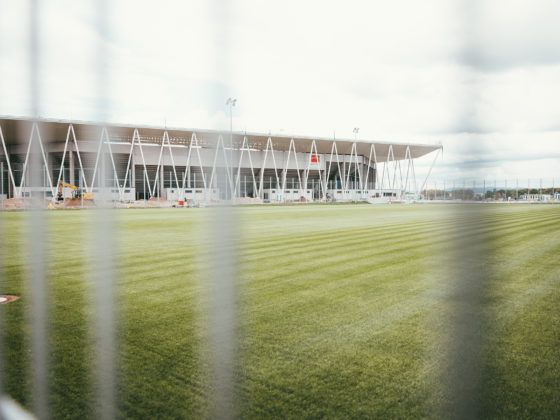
xmin=2 ymin=0 xmax=560 ymax=416
xmin=1 ymin=117 xmax=559 ymax=419
xmin=0 ymin=116 xmax=440 ymax=205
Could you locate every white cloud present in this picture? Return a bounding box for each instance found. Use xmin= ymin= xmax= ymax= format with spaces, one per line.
xmin=0 ymin=0 xmax=559 ymax=183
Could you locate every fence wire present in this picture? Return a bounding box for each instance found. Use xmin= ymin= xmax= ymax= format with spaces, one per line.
xmin=0 ymin=1 xmax=557 ymax=419
xmin=28 ymin=0 xmax=49 ymax=418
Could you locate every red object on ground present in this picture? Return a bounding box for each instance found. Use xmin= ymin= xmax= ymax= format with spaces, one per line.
xmin=178 ymin=200 xmax=184 ymax=206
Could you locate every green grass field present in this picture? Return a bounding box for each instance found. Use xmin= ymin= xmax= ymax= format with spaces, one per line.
xmin=1 ymin=204 xmax=559 ymax=418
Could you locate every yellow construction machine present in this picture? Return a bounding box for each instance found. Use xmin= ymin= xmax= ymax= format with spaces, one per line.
xmin=56 ymin=180 xmax=94 ymax=201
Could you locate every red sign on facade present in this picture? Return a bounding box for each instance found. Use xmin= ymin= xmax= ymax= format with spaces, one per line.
xmin=311 ymin=154 xmax=320 ymax=163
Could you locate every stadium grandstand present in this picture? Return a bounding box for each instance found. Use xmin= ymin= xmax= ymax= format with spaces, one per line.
xmin=0 ymin=116 xmax=440 ymax=204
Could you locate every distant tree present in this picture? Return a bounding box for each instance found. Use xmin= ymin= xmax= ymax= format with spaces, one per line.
xmin=452 ymin=189 xmax=475 ymax=200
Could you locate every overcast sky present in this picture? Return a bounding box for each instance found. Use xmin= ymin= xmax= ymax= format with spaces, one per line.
xmin=1 ymin=0 xmax=559 ymax=185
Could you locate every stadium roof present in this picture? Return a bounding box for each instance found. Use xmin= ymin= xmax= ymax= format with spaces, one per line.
xmin=0 ymin=116 xmax=440 ymax=161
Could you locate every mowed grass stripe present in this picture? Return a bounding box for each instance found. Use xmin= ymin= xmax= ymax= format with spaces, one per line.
xmin=238 ymin=217 xmax=450 ymax=250
xmin=482 ymin=210 xmax=560 ymax=417
xmin=241 ymin=205 xmax=560 ymax=417
xmin=1 ymin=204 xmax=560 ymax=418
xmin=243 ymin=226 xmax=445 ymax=268
xmin=244 ymin=260 xmax=438 ymax=346
xmin=240 ymin=213 xmax=445 ymax=417
xmin=240 ymin=207 xmax=554 ymax=264
xmin=240 ymin=219 xmax=457 ymax=262
xmin=240 ymin=213 xmax=483 ymax=261
xmin=243 ymin=233 xmax=436 ymax=288
xmin=486 ymin=213 xmax=560 ymax=322
xmin=484 ymin=209 xmax=560 ymax=311
xmin=243 ymin=221 xmax=485 ymax=290
xmin=489 ymin=224 xmax=559 ymax=276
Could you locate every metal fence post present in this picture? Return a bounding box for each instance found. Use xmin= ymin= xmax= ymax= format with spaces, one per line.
xmin=1 ymin=161 xmax=4 ymax=209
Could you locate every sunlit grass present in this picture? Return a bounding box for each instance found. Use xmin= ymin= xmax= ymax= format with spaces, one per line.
xmin=1 ymin=204 xmax=559 ymax=418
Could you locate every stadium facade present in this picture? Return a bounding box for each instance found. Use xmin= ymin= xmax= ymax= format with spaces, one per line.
xmin=0 ymin=116 xmax=440 ymax=203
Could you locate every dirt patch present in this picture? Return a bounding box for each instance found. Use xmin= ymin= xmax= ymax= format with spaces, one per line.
xmin=146 ymin=198 xmax=170 ymax=207
xmin=0 ymin=295 xmax=20 ymax=304
xmin=54 ymin=198 xmax=96 ymax=209
xmin=233 ymin=197 xmax=263 ymax=205
xmin=1 ymin=198 xmax=51 ymax=210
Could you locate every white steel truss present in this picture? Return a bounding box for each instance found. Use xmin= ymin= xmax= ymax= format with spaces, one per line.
xmin=208 ymin=135 xmax=234 ymax=197
xmin=323 ymin=143 xmax=334 ymax=198
xmin=123 ymin=129 xmax=151 ymax=198
xmin=181 ymin=133 xmax=207 ymax=191
xmin=389 ymin=145 xmax=397 ymax=190
xmin=0 ymin=124 xmax=16 ymax=194
xmin=258 ymin=137 xmax=280 ymax=197
xmin=90 ymin=127 xmax=121 ymax=194
xmin=344 ymin=143 xmax=354 ymax=191
xmin=152 ymin=131 xmax=180 ymax=197
xmin=19 ymin=123 xmax=55 ymax=197
xmin=352 ymin=142 xmax=364 ymax=191
xmin=57 ymin=124 xmax=88 ymax=190
xmin=333 ymin=142 xmax=345 ymax=190
xmin=420 ymin=147 xmax=442 ymax=196
xmin=322 ymin=141 xmax=339 ymax=199
xmin=337 ymin=142 xmax=365 ymax=198
xmin=280 ymin=138 xmax=302 ymax=200
xmin=402 ymin=146 xmax=418 ymax=196
xmin=233 ymin=136 xmax=258 ymax=198
xmin=303 ymin=140 xmax=324 ymax=200
xmin=403 ymin=146 xmax=412 ymax=194
xmin=363 ymin=143 xmax=376 ymax=191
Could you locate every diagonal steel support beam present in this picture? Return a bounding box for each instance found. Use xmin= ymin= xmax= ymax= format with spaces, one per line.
xmin=0 ymin=124 xmax=17 ymax=194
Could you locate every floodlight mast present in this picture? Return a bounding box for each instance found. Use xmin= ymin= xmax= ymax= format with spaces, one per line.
xmin=226 ymin=98 xmax=236 ymax=199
